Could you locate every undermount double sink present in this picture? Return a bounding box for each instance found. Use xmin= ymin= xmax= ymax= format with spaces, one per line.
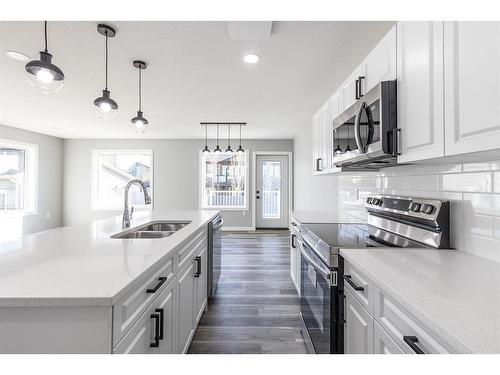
xmin=111 ymin=221 xmax=192 ymax=239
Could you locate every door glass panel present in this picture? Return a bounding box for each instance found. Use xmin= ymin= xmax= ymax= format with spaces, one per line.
xmin=261 ymin=160 xmax=281 ymax=219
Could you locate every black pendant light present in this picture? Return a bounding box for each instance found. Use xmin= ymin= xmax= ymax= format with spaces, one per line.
xmin=131 ymin=60 xmax=149 ymax=133
xmin=25 ymin=21 xmax=65 ymax=94
xmin=214 ymin=124 xmax=222 ymax=153
xmin=93 ymin=24 xmax=118 ymax=119
xmin=202 ymin=124 xmax=210 ymax=153
xmin=345 ymin=123 xmax=352 ymax=152
xmin=236 ymin=123 xmax=245 ymax=153
xmin=334 ymin=128 xmax=343 ymax=155
xmin=225 ymin=125 xmax=233 ymax=153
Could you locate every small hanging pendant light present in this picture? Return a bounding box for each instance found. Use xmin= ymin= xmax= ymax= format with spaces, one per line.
xmin=236 ymin=123 xmax=245 ymax=153
xmin=225 ymin=124 xmax=233 ymax=153
xmin=94 ymin=24 xmax=118 ymax=119
xmin=25 ymin=21 xmax=65 ymax=94
xmin=131 ymin=60 xmax=149 ymax=133
xmin=214 ymin=124 xmax=222 ymax=153
xmin=202 ymin=124 xmax=210 ymax=153
xmin=334 ymin=128 xmax=343 ymax=155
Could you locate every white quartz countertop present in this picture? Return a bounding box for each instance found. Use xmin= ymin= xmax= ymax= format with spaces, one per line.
xmin=291 ymin=210 xmax=359 ymax=224
xmin=0 ymin=210 xmax=220 ymax=307
xmin=340 ymin=248 xmax=500 ymax=353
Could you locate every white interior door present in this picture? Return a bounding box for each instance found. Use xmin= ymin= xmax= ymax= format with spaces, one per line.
xmin=255 ymin=155 xmax=289 ymax=229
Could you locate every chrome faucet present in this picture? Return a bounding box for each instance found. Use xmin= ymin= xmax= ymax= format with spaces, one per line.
xmin=122 ymin=179 xmax=152 ymax=228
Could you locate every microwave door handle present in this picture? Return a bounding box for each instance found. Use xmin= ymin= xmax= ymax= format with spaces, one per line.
xmin=354 ymin=101 xmax=366 ymax=154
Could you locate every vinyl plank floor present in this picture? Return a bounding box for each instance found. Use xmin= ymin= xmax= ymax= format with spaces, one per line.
xmin=188 ymin=231 xmax=307 ymax=354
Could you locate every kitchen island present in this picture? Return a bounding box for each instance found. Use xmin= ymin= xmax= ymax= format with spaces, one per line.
xmin=0 ymin=210 xmax=220 ymax=353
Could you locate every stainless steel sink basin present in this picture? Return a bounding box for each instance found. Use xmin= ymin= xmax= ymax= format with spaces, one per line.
xmin=111 ymin=220 xmax=192 ymax=239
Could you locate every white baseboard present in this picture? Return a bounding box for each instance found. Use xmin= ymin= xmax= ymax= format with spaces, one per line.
xmin=221 ymin=226 xmax=256 ymax=231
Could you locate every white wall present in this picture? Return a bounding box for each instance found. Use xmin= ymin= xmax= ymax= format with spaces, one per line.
xmin=63 ymin=138 xmax=293 ymax=228
xmin=293 ymin=122 xmax=338 ymax=211
xmin=337 ymin=162 xmax=500 ymax=264
xmin=0 ymin=124 xmax=63 ymax=235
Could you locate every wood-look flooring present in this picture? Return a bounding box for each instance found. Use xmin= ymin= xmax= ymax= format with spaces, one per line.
xmin=188 ymin=231 xmax=307 ymax=354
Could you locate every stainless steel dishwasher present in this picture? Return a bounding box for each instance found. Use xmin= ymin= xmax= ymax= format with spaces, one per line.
xmin=208 ymin=214 xmax=223 ymax=298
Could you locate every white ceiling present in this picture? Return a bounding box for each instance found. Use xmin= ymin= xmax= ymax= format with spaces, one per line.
xmin=0 ymin=21 xmax=394 ymax=139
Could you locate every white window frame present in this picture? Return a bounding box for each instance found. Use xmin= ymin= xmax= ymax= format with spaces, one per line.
xmin=199 ymin=150 xmax=249 ymax=211
xmin=0 ymin=138 xmax=38 ymax=217
xmin=91 ymin=149 xmax=154 ymax=211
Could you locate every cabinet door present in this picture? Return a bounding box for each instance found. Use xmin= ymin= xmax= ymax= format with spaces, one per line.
xmin=312 ymin=111 xmax=321 ymax=174
xmin=289 ymin=233 xmax=297 ymax=285
xmin=364 ymin=26 xmax=397 ymax=93
xmin=176 ymin=259 xmax=196 ymax=353
xmin=319 ymin=100 xmax=330 ymax=173
xmin=194 ymin=246 xmax=208 ymax=324
xmin=341 ymin=66 xmax=366 ymax=111
xmin=397 ymin=21 xmax=445 ymax=163
xmin=344 ymin=289 xmax=374 ymax=354
xmin=373 ymin=320 xmax=404 ymax=354
xmin=156 ymin=281 xmax=176 ymax=354
xmin=444 ymin=21 xmax=500 ymax=155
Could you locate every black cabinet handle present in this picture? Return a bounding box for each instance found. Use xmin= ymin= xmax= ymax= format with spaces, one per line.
xmin=194 ymin=256 xmax=202 ymax=277
xmin=343 ymin=275 xmax=364 ymax=291
xmin=155 ymin=308 xmax=164 ymax=340
xmin=403 ymin=336 xmax=425 ymax=354
xmin=150 ymin=313 xmax=160 ymax=348
xmin=355 ymin=78 xmax=360 ymax=100
xmin=358 ymin=76 xmax=365 ymax=98
xmin=391 ymin=128 xmax=401 ymax=156
xmin=291 ymin=234 xmax=296 ymax=248
xmin=146 ymin=276 xmax=168 ymax=294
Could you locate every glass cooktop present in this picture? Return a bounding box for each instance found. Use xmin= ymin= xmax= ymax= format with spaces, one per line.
xmin=301 ymin=223 xmax=371 ymax=249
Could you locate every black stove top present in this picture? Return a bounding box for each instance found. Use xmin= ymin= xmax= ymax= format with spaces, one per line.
xmin=301 ymin=223 xmax=370 ymax=249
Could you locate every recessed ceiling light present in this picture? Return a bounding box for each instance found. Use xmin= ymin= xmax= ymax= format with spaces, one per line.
xmin=243 ymin=53 xmax=260 ymax=64
xmin=4 ymin=50 xmax=31 ymax=62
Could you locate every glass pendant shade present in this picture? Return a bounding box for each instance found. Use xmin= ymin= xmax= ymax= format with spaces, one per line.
xmin=334 ymin=145 xmax=343 ymax=155
xmin=25 ymin=31 xmax=64 ymax=94
xmin=131 ymin=111 xmax=149 ymax=133
xmin=94 ymin=89 xmax=119 ymax=119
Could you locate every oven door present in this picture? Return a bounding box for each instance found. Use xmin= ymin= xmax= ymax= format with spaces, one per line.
xmin=300 ymin=241 xmax=336 ymax=354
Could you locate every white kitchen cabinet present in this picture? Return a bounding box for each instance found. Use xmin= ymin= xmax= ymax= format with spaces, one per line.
xmin=344 ymin=289 xmax=374 ymax=354
xmin=364 ymin=26 xmax=397 ymax=93
xmin=312 ymin=99 xmax=333 ymax=175
xmin=373 ymin=320 xmax=404 ymax=354
xmin=114 ymin=280 xmax=176 ymax=354
xmin=397 ymin=21 xmax=445 ymax=163
xmin=444 ymin=21 xmax=500 ymax=155
xmin=341 ymin=65 xmax=366 ymax=111
xmin=194 ymin=246 xmax=208 ymax=324
xmin=176 ymin=258 xmax=196 ymax=354
xmin=312 ymin=110 xmax=321 ymax=174
xmin=289 ymin=220 xmax=301 ymax=295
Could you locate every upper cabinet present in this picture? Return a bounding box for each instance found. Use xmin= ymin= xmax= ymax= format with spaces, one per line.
xmin=341 ymin=65 xmax=366 ymax=111
xmin=444 ymin=21 xmax=500 ymax=155
xmin=313 ymin=99 xmax=333 ymax=175
xmin=363 ymin=26 xmax=397 ymax=93
xmin=397 ymin=22 xmax=445 ymax=163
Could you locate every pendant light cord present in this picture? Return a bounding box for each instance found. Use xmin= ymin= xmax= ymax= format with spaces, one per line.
xmin=205 ymin=124 xmax=208 ymax=147
xmin=44 ymin=21 xmax=48 ymax=52
xmin=228 ymin=125 xmax=231 ymax=147
xmin=138 ymin=68 xmax=142 ymax=111
xmin=216 ymin=124 xmax=219 ymax=147
xmin=239 ymin=124 xmax=242 ymax=146
xmin=105 ymin=32 xmax=108 ymax=90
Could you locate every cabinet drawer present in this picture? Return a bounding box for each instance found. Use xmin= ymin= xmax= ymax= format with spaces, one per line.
xmin=343 ymin=260 xmax=373 ymax=315
xmin=374 ymin=288 xmax=455 ymax=354
xmin=112 ymin=257 xmax=174 ymax=347
xmin=114 ymin=280 xmax=175 ymax=354
xmin=344 ymin=288 xmax=374 ymax=354
xmin=373 ymin=320 xmax=404 ymax=354
xmin=178 ymin=227 xmax=207 ymax=271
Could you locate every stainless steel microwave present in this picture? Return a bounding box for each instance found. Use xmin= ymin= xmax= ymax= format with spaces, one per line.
xmin=332 ymin=80 xmax=399 ymax=170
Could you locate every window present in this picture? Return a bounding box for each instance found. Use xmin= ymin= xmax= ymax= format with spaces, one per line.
xmin=0 ymin=139 xmax=38 ymax=215
xmin=92 ymin=150 xmax=153 ymax=210
xmin=201 ymin=151 xmax=248 ymax=210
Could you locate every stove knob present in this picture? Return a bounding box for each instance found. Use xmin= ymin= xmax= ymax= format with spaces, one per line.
xmin=410 ymin=202 xmax=421 ymax=212
xmin=420 ymin=204 xmax=434 ymax=215
xmin=372 ymin=198 xmax=381 ymax=205
xmin=366 ymin=197 xmax=372 ymax=204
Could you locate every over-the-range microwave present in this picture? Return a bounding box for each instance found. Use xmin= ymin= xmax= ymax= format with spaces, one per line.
xmin=332 ymin=80 xmax=399 ymax=170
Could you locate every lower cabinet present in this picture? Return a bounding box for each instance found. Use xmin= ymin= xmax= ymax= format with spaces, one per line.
xmin=114 ymin=280 xmax=176 ymax=354
xmin=373 ymin=320 xmax=403 ymax=354
xmin=344 ymin=289 xmax=374 ymax=354
xmin=177 ymin=243 xmax=208 ymax=353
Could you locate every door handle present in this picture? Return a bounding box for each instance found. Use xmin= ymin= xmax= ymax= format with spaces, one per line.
xmin=403 ymin=336 xmax=425 ymax=354
xmin=355 ymin=78 xmax=360 ymax=100
xmin=291 ymin=234 xmax=296 ymax=248
xmin=155 ymin=308 xmax=164 ymax=340
xmin=358 ymin=76 xmax=365 ymax=98
xmin=343 ymin=275 xmax=364 ymax=291
xmin=194 ymin=256 xmax=202 ymax=277
xmin=150 ymin=313 xmax=160 ymax=348
xmin=146 ymin=276 xmax=168 ymax=294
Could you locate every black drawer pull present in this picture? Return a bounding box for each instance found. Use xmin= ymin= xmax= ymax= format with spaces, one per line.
xmin=194 ymin=256 xmax=202 ymax=277
xmin=150 ymin=313 xmax=160 ymax=348
xmin=155 ymin=308 xmax=164 ymax=340
xmin=291 ymin=234 xmax=296 ymax=248
xmin=343 ymin=275 xmax=364 ymax=291
xmin=146 ymin=276 xmax=168 ymax=294
xmin=403 ymin=336 xmax=425 ymax=354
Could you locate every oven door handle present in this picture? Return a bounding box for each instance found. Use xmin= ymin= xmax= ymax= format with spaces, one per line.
xmin=354 ymin=101 xmax=366 ymax=154
xmin=301 ymin=246 xmax=330 ymax=281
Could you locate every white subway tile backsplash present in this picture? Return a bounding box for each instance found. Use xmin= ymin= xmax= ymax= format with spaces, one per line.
xmin=337 ymin=161 xmax=500 ymax=263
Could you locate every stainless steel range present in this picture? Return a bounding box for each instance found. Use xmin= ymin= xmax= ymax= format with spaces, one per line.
xmin=299 ymin=195 xmax=451 ymax=354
